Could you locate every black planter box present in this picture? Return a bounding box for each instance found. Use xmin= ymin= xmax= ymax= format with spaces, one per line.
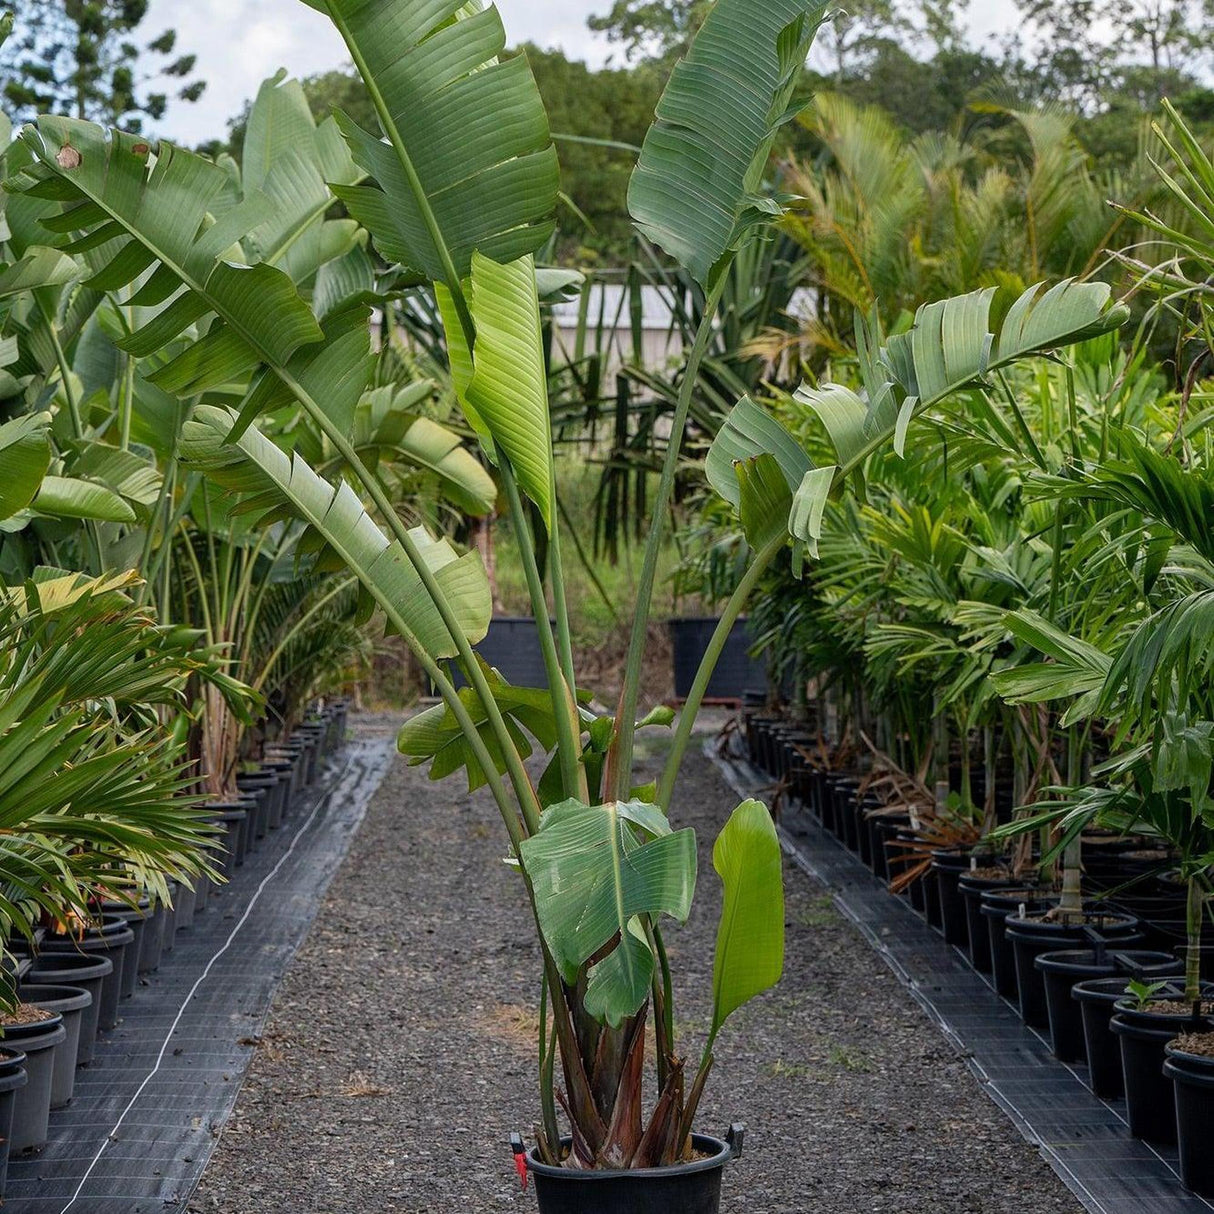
xmin=445 ymin=617 xmax=551 ymax=690
xmin=669 ymin=617 xmax=767 ymax=701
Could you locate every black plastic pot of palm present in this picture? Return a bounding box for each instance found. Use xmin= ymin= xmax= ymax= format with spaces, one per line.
xmin=868 ymin=809 xmax=910 ymax=882
xmin=135 ymin=901 xmax=168 ymax=974
xmin=295 ymin=724 xmax=325 ymax=783
xmin=260 ymin=761 xmax=294 ymax=825
xmin=170 ymin=878 xmax=197 ymax=935
xmin=3 ymin=1007 xmax=66 ymax=1153
xmin=39 ymin=916 xmax=134 ymax=1031
xmin=1112 ymin=984 xmax=1213 ymax=1144
xmin=18 ymin=984 xmax=90 ymax=1108
xmin=833 ymin=778 xmax=861 ymax=851
xmin=1006 ymin=910 xmax=1141 ymax=1029
xmin=979 ymin=888 xmax=1056 ymax=999
xmin=23 ymin=952 xmax=112 ymax=1066
xmin=1073 ymin=978 xmax=1140 ymax=1099
xmin=100 ymin=897 xmax=151 ymax=998
xmin=855 ymin=794 xmax=882 ymax=868
xmin=237 ymin=774 xmax=276 ymax=841
xmin=1036 ymin=947 xmax=1178 ymax=1062
xmin=267 ymin=740 xmax=307 ymax=798
xmin=0 ymin=1051 xmax=26 ymax=1196
xmin=932 ymin=851 xmax=990 ymax=950
xmin=524 ymin=1127 xmax=744 ymax=1214
xmin=957 ymin=867 xmax=1015 ymax=973
xmin=1164 ymin=1034 xmax=1214 ymax=1196
xmin=922 ymin=861 xmax=943 ymax=930
xmin=208 ymin=802 xmax=249 ymax=877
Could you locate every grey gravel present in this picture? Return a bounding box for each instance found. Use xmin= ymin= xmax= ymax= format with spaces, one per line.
xmin=190 ymin=719 xmax=1081 ymax=1214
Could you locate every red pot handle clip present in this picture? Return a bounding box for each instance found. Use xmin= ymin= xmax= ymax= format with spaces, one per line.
xmin=509 ymin=1132 xmax=529 ymax=1190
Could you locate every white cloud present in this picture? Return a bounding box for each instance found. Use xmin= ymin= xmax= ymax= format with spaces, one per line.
xmin=147 ymin=0 xmax=1022 ymax=146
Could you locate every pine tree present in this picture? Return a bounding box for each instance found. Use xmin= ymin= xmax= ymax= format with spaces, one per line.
xmin=0 ymin=0 xmax=205 ymax=133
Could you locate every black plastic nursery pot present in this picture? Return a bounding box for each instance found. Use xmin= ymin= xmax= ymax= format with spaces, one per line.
xmin=210 ymin=804 xmax=249 ymax=876
xmin=136 ymin=902 xmax=168 ymax=974
xmin=204 ymin=799 xmax=251 ymax=873
xmin=1036 ymin=950 xmax=1177 ymax=1063
xmin=832 ymin=778 xmax=861 ymax=851
xmin=1006 ymin=912 xmax=1140 ymax=1030
xmin=0 ymin=1052 xmax=26 ymax=1197
xmin=670 ymin=616 xmax=767 ymax=701
xmin=237 ymin=775 xmax=275 ymax=841
xmin=981 ymin=889 xmax=1055 ymax=1000
xmin=1073 ymin=978 xmax=1140 ymax=1100
xmin=260 ymin=761 xmax=295 ymax=826
xmin=867 ymin=809 xmax=909 ymax=883
xmin=931 ymin=852 xmax=985 ymax=950
xmin=957 ymin=870 xmax=1016 ymax=973
xmin=101 ymin=897 xmax=151 ymax=998
xmin=1164 ymin=1042 xmax=1214 ymax=1197
xmin=24 ymin=951 xmax=112 ymax=1066
xmin=172 ymin=879 xmax=198 ymax=934
xmin=18 ymin=984 xmax=90 ymax=1109
xmin=2 ymin=1010 xmax=66 ymax=1153
xmin=295 ymin=726 xmax=324 ymax=783
xmin=922 ymin=863 xmax=943 ymax=930
xmin=39 ymin=916 xmax=134 ymax=1032
xmin=1111 ymin=994 xmax=1214 ymax=1145
xmin=524 ymin=1129 xmax=743 ymax=1214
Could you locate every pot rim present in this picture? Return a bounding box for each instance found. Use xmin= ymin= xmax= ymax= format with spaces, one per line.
xmin=524 ymin=1132 xmax=733 ymax=1182
xmin=1164 ymin=1039 xmax=1214 ymax=1067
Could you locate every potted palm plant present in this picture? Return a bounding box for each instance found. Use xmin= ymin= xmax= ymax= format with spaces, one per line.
xmin=3 ymin=0 xmax=1128 ymax=1202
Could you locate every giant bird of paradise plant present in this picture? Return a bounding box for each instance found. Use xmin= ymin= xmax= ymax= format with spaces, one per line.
xmin=2 ymin=0 xmax=1130 ymax=1170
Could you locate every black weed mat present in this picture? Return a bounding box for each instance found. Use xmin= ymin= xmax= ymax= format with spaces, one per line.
xmin=711 ymin=739 xmax=1214 ymax=1214
xmin=3 ymin=732 xmax=395 ymax=1214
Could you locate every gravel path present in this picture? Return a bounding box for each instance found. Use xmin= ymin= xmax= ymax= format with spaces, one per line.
xmin=189 ymin=719 xmax=1081 ymax=1214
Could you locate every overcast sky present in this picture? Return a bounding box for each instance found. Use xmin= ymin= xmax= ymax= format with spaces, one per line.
xmin=146 ymin=0 xmax=1021 ymax=145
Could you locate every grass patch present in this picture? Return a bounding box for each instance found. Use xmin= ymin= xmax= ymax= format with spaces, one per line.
xmin=793 ymin=895 xmax=840 ymax=929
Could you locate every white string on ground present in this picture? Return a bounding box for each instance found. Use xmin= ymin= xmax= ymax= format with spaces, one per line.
xmin=58 ymin=748 xmax=366 ymax=1214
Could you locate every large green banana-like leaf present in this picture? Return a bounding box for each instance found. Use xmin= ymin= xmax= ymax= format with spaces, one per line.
xmin=628 ymin=0 xmax=829 ymax=286
xmin=0 ymin=245 xmax=77 ymax=296
xmin=10 ymin=117 xmax=326 ymax=390
xmin=0 ymin=412 xmax=51 ymax=521
xmin=735 ymin=454 xmax=793 ymax=551
xmin=710 ymin=799 xmax=784 ymax=1037
xmin=461 ymin=253 xmax=553 ymax=528
xmin=180 ymin=405 xmax=491 ymax=658
xmin=32 ymin=474 xmax=135 ymax=522
xmin=238 ymin=71 xmax=364 ymax=283
xmin=311 ymin=0 xmax=559 ymax=282
xmin=799 ymin=280 xmax=1130 ymax=472
xmin=706 ymin=396 xmax=836 ymax=563
xmin=8 ymin=117 xmax=376 ymax=445
xmin=707 ymin=396 xmax=811 ymax=512
xmin=520 ymin=798 xmax=697 ymax=1028
xmin=352 ymin=384 xmax=497 ymax=516
xmin=398 ymin=661 xmax=573 ymax=791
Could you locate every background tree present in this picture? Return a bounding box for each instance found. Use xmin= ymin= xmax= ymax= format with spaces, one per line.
xmin=1016 ymin=0 xmax=1214 ymax=105
xmin=0 ymin=0 xmax=204 ymax=132
xmin=587 ymin=0 xmax=710 ymax=61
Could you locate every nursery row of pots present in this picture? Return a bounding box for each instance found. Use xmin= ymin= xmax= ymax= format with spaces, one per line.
xmin=745 ymin=711 xmax=1214 ymax=1197
xmin=0 ymin=701 xmax=350 ymax=1197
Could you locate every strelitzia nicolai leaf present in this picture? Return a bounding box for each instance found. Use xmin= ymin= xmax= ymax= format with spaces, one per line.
xmin=460 ymin=253 xmax=554 ymax=529
xmin=520 ymin=798 xmax=697 ymax=1028
xmin=180 ymin=405 xmax=491 ymax=660
xmin=315 ymin=0 xmax=559 ymax=281
xmin=798 ymin=279 xmax=1130 ymax=472
xmin=710 ymin=798 xmax=784 ymax=1036
xmin=628 ymin=0 xmax=830 ymax=286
